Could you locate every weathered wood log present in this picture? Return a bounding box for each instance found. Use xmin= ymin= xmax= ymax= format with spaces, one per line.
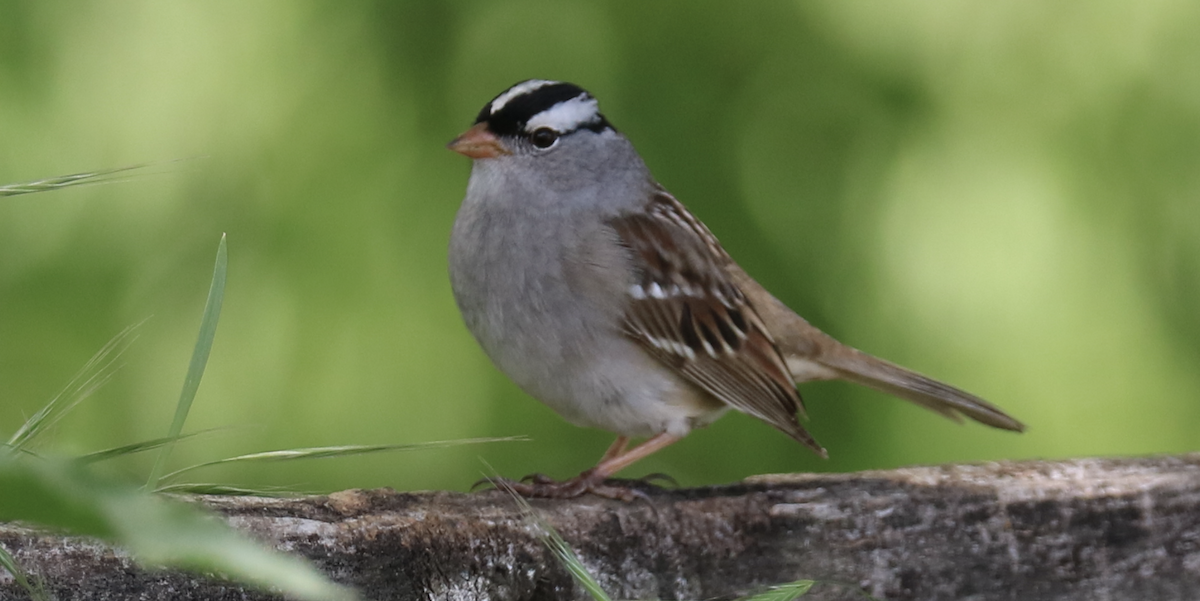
xmin=3 ymin=455 xmax=1200 ymax=600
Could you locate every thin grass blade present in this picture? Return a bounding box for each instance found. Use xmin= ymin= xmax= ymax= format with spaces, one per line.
xmin=155 ymin=483 xmax=300 ymax=496
xmin=147 ymin=234 xmax=227 ymax=490
xmin=0 ymin=543 xmax=49 ymax=601
xmin=7 ymin=321 xmax=143 ymax=451
xmin=0 ymin=159 xmax=197 ymax=198
xmin=496 ymin=478 xmax=614 ymax=601
xmin=159 ymin=436 xmax=525 ymax=484
xmin=739 ymin=580 xmax=816 ymax=601
xmin=76 ymin=431 xmax=213 ymax=465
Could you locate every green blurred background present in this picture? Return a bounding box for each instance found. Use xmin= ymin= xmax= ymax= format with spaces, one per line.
xmin=2 ymin=1 xmax=1199 ymax=493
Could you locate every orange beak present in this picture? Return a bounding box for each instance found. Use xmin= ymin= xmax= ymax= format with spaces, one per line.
xmin=447 ymin=122 xmax=510 ymax=159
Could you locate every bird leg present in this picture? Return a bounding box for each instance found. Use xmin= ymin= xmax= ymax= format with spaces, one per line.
xmin=591 ymin=432 xmax=680 ymax=478
xmin=598 ymin=436 xmax=630 ymax=463
xmin=477 ymin=433 xmax=681 ymax=501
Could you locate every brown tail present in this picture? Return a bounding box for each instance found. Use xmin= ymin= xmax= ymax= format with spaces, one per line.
xmin=819 ymin=346 xmax=1025 ymax=432
xmin=724 ymin=263 xmax=1024 ymax=432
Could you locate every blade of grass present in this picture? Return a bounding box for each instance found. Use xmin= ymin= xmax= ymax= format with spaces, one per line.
xmin=0 ymin=159 xmax=198 ymax=198
xmin=147 ymin=233 xmax=227 ymax=490
xmin=158 ymin=436 xmax=526 ymax=485
xmin=0 ymin=164 xmax=146 ymax=196
xmin=7 ymin=321 xmax=143 ymax=451
xmin=494 ymin=477 xmax=613 ymax=601
xmin=155 ymin=483 xmax=301 ymax=496
xmin=739 ymin=580 xmax=816 ymax=601
xmin=0 ymin=543 xmax=49 ymax=601
xmin=76 ymin=430 xmax=215 ymax=465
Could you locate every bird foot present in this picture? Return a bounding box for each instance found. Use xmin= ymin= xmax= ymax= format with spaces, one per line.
xmin=473 ymin=469 xmax=656 ymax=502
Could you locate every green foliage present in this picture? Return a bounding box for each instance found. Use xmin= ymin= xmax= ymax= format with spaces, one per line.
xmin=0 ymin=455 xmax=355 ymax=601
xmin=1 ymin=233 xmax=357 ymax=599
xmin=0 ymin=226 xmax=522 ymax=595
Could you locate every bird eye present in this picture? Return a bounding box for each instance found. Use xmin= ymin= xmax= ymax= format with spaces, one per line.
xmin=530 ymin=127 xmax=559 ymax=149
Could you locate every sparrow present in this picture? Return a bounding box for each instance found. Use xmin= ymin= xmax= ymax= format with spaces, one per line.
xmin=447 ymin=80 xmax=1023 ymax=499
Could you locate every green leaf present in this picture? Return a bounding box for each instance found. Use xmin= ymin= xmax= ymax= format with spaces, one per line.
xmin=148 ymin=233 xmax=227 ymax=489
xmin=0 ymin=455 xmax=355 ymax=600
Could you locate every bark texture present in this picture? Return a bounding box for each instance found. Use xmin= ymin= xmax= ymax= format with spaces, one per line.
xmin=3 ymin=454 xmax=1200 ymax=600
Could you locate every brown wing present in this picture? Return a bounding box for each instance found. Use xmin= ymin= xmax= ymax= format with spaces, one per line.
xmin=607 ymin=188 xmax=826 ymax=457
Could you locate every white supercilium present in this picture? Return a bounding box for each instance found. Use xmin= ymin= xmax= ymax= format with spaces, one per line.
xmin=488 ymin=80 xmax=556 ymax=114
xmin=525 ymin=95 xmax=600 ymax=132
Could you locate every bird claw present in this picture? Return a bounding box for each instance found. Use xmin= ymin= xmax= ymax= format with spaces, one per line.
xmin=470 ymin=477 xmax=498 ymax=492
xmin=519 ymin=473 xmax=557 ymax=485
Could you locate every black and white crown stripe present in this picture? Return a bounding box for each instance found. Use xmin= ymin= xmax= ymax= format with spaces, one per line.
xmin=476 ymin=80 xmax=613 ymax=137
xmin=526 ymin=95 xmax=602 ymax=133
xmin=487 ymin=80 xmax=557 ymax=114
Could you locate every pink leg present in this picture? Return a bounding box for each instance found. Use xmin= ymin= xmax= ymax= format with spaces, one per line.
xmin=598 ymin=436 xmax=630 ymax=463
xmin=592 ymin=432 xmax=680 ymax=478
xmin=477 ymin=433 xmax=682 ymax=501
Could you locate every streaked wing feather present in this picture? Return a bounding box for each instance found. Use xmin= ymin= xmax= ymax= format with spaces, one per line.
xmin=608 ymin=188 xmax=825 ymax=456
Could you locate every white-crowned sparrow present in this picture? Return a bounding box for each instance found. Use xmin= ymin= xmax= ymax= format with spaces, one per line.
xmin=448 ymin=80 xmax=1023 ymax=500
